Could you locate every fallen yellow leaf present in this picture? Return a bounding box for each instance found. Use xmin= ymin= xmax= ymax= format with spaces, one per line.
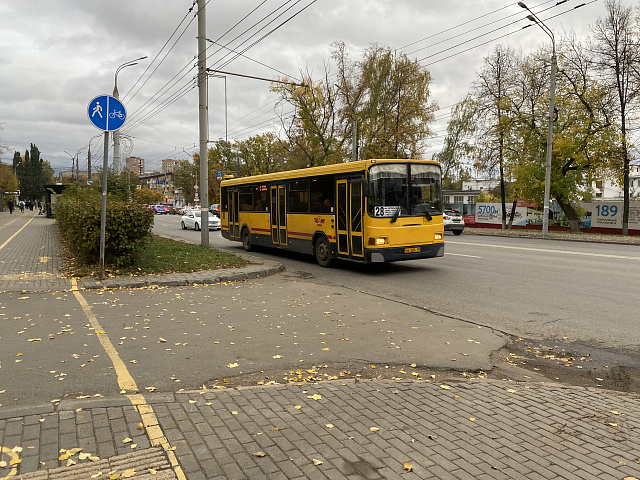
xmin=370 ymin=427 xmax=380 ymax=432
xmin=313 ymin=459 xmax=324 ymax=466
xmin=253 ymin=451 xmax=266 ymax=457
xmin=440 ymin=385 xmax=451 ymax=390
xmin=403 ymin=462 xmax=413 ymax=472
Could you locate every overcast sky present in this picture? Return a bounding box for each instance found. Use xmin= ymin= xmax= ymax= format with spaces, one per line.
xmin=0 ymin=0 xmax=624 ymax=175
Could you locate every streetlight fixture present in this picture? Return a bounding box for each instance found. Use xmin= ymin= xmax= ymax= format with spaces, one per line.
xmin=519 ymin=2 xmax=555 ymax=235
xmin=113 ymin=56 xmax=147 ymax=174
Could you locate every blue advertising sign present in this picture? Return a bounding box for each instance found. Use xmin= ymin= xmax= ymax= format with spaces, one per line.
xmin=87 ymin=95 xmax=127 ymax=131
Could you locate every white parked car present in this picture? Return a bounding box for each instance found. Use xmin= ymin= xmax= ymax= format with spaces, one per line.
xmin=443 ymin=209 xmax=464 ymax=235
xmin=180 ymin=210 xmax=221 ymax=231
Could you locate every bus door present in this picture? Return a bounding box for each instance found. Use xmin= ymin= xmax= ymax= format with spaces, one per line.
xmin=336 ymin=179 xmax=364 ymax=259
xmin=270 ymin=185 xmax=287 ymax=247
xmin=228 ymin=189 xmax=240 ymax=240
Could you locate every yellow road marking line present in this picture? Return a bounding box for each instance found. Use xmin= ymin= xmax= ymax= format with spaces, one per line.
xmin=0 ymin=445 xmax=19 ymax=479
xmin=0 ymin=216 xmax=35 ymax=251
xmin=453 ymin=241 xmax=640 ymax=261
xmin=71 ymin=279 xmax=186 ymax=480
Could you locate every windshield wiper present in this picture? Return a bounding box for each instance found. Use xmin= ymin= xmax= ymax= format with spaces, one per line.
xmin=390 ymin=189 xmax=408 ymax=223
xmin=423 ymin=209 xmax=432 ymax=221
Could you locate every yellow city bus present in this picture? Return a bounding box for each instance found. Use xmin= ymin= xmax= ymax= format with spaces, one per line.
xmin=220 ymin=159 xmax=444 ymax=267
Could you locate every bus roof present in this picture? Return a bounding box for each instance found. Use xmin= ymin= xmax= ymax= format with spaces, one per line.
xmin=221 ymin=159 xmax=440 ymax=186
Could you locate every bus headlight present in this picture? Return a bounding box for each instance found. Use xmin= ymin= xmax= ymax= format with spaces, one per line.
xmin=368 ymin=237 xmax=388 ymax=246
xmin=434 ymin=233 xmax=443 ymax=240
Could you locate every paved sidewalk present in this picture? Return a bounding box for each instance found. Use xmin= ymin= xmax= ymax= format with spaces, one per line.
xmin=2 ymin=211 xmax=640 ymax=479
xmin=2 ymin=380 xmax=639 ymax=479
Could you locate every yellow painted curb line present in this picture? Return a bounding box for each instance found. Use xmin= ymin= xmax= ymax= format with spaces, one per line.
xmin=71 ymin=279 xmax=186 ymax=480
xmin=0 ymin=216 xmax=35 ymax=251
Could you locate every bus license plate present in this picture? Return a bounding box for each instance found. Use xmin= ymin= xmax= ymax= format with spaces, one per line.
xmin=405 ymin=247 xmax=420 ymax=253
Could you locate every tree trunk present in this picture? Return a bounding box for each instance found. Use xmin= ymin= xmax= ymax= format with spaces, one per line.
xmin=507 ymin=198 xmax=517 ymax=229
xmin=555 ymin=197 xmax=581 ymax=233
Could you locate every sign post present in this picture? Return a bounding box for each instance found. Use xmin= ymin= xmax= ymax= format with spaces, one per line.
xmin=87 ymin=95 xmax=127 ymax=280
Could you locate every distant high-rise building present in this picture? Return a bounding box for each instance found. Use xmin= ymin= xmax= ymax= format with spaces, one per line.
xmin=162 ymin=159 xmax=180 ymax=173
xmin=126 ymin=157 xmax=145 ymax=176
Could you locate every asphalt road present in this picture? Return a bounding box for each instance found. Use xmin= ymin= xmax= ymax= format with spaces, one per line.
xmin=153 ymin=214 xmax=640 ymax=358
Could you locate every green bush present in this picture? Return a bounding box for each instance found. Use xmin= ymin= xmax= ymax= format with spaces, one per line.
xmin=55 ymin=183 xmax=154 ymax=266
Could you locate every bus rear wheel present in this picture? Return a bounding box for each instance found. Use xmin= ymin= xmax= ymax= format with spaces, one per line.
xmin=241 ymin=228 xmax=252 ymax=252
xmin=315 ymin=236 xmax=333 ymax=267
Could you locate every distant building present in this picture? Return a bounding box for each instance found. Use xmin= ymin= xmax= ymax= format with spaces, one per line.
xmin=162 ymin=159 xmax=180 ymax=173
xmin=442 ymin=190 xmax=480 ymax=215
xmin=462 ymin=179 xmax=500 ymax=191
xmin=126 ymin=157 xmax=145 ymax=176
xmin=589 ymin=164 xmax=640 ymax=199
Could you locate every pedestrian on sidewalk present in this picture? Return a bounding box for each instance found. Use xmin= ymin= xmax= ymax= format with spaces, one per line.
xmin=8 ymin=199 xmax=14 ymax=214
xmin=38 ymin=201 xmax=43 ymax=215
xmin=19 ymin=201 xmax=24 ymax=213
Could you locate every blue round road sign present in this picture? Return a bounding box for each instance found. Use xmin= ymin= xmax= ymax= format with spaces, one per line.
xmin=87 ymin=95 xmax=127 ymax=131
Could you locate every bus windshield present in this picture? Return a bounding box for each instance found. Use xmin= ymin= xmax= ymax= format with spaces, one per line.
xmin=368 ymin=163 xmax=442 ymax=218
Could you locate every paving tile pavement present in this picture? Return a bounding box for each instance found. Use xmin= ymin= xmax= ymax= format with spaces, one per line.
xmin=0 ymin=213 xmax=72 ymax=292
xmin=1 ymin=380 xmax=639 ymax=479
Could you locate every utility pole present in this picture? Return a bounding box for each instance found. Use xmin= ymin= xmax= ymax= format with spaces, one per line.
xmin=198 ymin=0 xmax=209 ymax=246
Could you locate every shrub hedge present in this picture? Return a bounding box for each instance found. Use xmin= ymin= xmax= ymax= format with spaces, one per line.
xmin=55 ymin=184 xmax=154 ymax=266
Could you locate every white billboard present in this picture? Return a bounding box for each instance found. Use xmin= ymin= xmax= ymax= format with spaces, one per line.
xmin=475 ymin=203 xmax=527 ymax=226
xmin=578 ymin=202 xmax=640 ymax=230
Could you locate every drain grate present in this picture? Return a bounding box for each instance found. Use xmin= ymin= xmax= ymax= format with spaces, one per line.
xmin=15 ymin=447 xmax=176 ymax=480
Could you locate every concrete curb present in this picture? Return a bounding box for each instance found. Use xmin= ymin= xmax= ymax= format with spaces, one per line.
xmin=77 ymin=257 xmax=285 ymax=291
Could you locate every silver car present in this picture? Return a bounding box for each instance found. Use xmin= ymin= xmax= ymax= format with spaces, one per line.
xmin=443 ymin=209 xmax=464 ymax=235
xmin=180 ymin=210 xmax=221 ymax=231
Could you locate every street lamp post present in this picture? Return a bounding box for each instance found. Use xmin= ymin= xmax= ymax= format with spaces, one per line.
xmin=519 ymin=2 xmax=556 ymax=235
xmin=113 ymin=56 xmax=147 ymax=174
xmin=63 ymin=150 xmax=75 ymax=182
xmin=87 ymin=133 xmax=102 ymax=184
xmin=64 ymin=146 xmax=87 ymax=184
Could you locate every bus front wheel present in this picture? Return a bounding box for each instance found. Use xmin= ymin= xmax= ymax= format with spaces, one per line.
xmin=241 ymin=228 xmax=252 ymax=252
xmin=315 ymin=236 xmax=333 ymax=267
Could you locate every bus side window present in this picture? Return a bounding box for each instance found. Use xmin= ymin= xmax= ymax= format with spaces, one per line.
xmin=253 ymin=184 xmax=268 ymax=211
xmin=289 ymin=180 xmax=310 ymax=213
xmin=310 ymin=176 xmax=334 ymax=213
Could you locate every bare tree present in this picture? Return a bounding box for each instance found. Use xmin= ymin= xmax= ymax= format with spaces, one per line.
xmin=590 ymin=0 xmax=640 ymax=235
xmin=471 ymin=45 xmax=521 ymax=229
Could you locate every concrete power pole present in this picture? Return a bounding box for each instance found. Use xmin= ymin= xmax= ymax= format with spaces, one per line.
xmin=198 ymin=0 xmax=209 ymax=247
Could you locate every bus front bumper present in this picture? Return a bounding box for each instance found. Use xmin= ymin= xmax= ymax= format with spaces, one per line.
xmin=367 ymin=243 xmax=444 ymax=263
